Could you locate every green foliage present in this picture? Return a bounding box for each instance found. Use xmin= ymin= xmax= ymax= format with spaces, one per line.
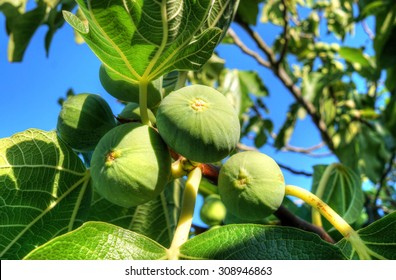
xmin=0 ymin=129 xmax=91 ymax=260
xmin=1 ymin=0 xmax=396 ymax=260
xmin=180 ymin=224 xmax=346 ymax=260
xmin=23 ymin=222 xmax=168 ymax=260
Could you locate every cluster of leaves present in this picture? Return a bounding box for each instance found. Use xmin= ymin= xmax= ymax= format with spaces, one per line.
xmin=0 ymin=0 xmax=395 ymax=260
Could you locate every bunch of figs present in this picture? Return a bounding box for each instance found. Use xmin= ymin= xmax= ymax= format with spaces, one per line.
xmin=57 ymin=83 xmax=285 ymax=220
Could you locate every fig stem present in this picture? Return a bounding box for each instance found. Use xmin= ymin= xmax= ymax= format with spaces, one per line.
xmin=139 ymin=79 xmax=151 ymax=126
xmin=285 ymin=184 xmax=373 ymax=260
xmin=311 ymin=163 xmax=337 ymax=227
xmin=175 ymin=71 xmax=187 ymax=90
xmin=168 ymin=167 xmax=202 ymax=260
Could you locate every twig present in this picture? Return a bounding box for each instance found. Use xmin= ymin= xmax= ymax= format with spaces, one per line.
xmin=373 ymin=152 xmax=396 ymax=209
xmin=236 ymin=143 xmax=313 ymax=176
xmin=227 ymin=28 xmax=271 ymax=68
xmin=276 ymin=0 xmax=290 ymax=66
xmin=234 ymin=20 xmax=335 ymax=151
xmin=362 ymin=20 xmax=375 ymax=40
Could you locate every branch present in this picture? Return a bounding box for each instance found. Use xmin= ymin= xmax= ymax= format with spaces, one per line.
xmin=362 ymin=20 xmax=375 ymax=40
xmin=227 ymin=28 xmax=271 ymax=68
xmin=236 ymin=143 xmax=313 ymax=176
xmin=373 ymin=152 xmax=396 ymax=209
xmin=276 ymin=0 xmax=290 ymax=66
xmin=234 ymin=20 xmax=335 ymax=151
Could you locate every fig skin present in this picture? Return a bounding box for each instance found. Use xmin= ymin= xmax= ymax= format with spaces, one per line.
xmin=90 ymin=123 xmax=171 ymax=208
xmin=218 ymin=151 xmax=285 ymax=221
xmin=99 ymin=65 xmax=162 ymax=109
xmin=200 ymin=194 xmax=227 ymax=226
xmin=57 ymin=93 xmax=116 ymax=152
xmin=156 ymin=85 xmax=240 ymax=163
xmin=118 ymin=102 xmax=156 ymax=125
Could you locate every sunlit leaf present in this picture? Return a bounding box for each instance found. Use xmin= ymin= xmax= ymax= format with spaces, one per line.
xmin=23 ymin=222 xmax=167 ymax=260
xmin=63 ymin=0 xmax=239 ymax=83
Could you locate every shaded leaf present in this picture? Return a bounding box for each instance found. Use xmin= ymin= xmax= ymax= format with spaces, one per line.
xmin=236 ymin=0 xmax=263 ymax=25
xmin=0 ymin=129 xmax=91 ymax=259
xmin=130 ymin=179 xmax=184 ymax=248
xmin=180 ymin=224 xmax=346 ymax=259
xmin=5 ymin=0 xmax=47 ymax=62
xmin=274 ymin=103 xmax=299 ymax=149
xmin=87 ymin=179 xmax=184 ymax=248
xmin=23 ymin=221 xmax=167 ymax=260
xmin=311 ymin=164 xmax=364 ymax=227
xmin=337 ymin=212 xmax=396 ymax=260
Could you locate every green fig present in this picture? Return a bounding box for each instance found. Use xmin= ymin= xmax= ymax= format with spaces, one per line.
xmin=99 ymin=65 xmax=163 ymax=109
xmin=218 ymin=151 xmax=285 ymax=221
xmin=90 ymin=123 xmax=171 ymax=208
xmin=156 ymin=85 xmax=240 ymax=163
xmin=57 ymin=93 xmax=116 ymax=152
xmin=118 ymin=102 xmax=156 ymax=125
xmin=200 ymin=194 xmax=227 ymax=226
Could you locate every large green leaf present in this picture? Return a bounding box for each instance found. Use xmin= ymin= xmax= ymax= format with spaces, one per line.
xmin=311 ymin=164 xmax=364 ymax=228
xmin=63 ymin=0 xmax=239 ymax=83
xmin=0 ymin=129 xmax=91 ymax=260
xmin=179 ymin=224 xmax=346 ymax=260
xmin=23 ymin=221 xmax=167 ymax=260
xmin=336 ymin=212 xmax=396 ymax=260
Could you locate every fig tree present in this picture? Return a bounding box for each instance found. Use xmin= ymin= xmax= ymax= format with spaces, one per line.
xmin=218 ymin=151 xmax=285 ymax=221
xmin=57 ymin=93 xmax=116 ymax=152
xmin=156 ymin=85 xmax=240 ymax=163
xmin=200 ymin=194 xmax=227 ymax=226
xmin=90 ymin=123 xmax=171 ymax=208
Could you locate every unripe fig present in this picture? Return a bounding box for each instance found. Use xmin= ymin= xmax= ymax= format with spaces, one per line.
xmin=218 ymin=151 xmax=285 ymax=221
xmin=90 ymin=123 xmax=171 ymax=208
xmin=156 ymin=85 xmax=240 ymax=163
xmin=118 ymin=102 xmax=156 ymax=125
xmin=99 ymin=65 xmax=162 ymax=109
xmin=200 ymin=194 xmax=227 ymax=226
xmin=57 ymin=93 xmax=116 ymax=152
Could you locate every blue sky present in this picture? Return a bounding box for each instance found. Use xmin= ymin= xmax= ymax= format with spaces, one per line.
xmin=0 ymin=6 xmax=374 ymax=226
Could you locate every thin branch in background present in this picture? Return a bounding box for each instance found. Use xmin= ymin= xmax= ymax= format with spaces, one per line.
xmin=227 ymin=28 xmax=271 ymax=68
xmin=236 ymin=20 xmax=277 ymax=65
xmin=276 ymin=0 xmax=290 ymax=66
xmin=236 ymin=143 xmax=313 ymax=176
xmin=373 ymin=152 xmax=396 ymax=209
xmin=251 ymin=104 xmax=331 ymax=158
xmin=234 ymin=20 xmax=336 ymax=151
xmin=362 ymin=20 xmax=375 ymax=40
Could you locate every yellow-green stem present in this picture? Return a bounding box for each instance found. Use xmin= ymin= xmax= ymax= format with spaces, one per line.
xmin=139 ymin=80 xmax=151 ymax=126
xmin=312 ymin=163 xmax=337 ymax=227
xmin=168 ymin=167 xmax=202 ymax=260
xmin=285 ymin=185 xmax=372 ymax=260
